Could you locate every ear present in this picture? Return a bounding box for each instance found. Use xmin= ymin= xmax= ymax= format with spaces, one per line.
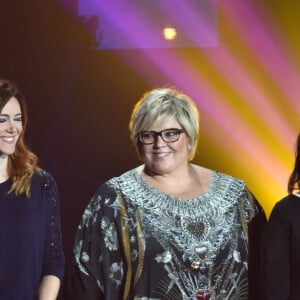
xmin=187 ymin=139 xmax=192 ymax=152
xmin=187 ymin=140 xmax=195 ymax=161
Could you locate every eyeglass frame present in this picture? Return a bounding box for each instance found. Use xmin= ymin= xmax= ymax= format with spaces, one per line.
xmin=137 ymin=128 xmax=185 ymax=145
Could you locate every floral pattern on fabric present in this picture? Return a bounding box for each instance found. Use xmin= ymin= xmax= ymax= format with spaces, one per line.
xmin=73 ymin=169 xmax=261 ymax=300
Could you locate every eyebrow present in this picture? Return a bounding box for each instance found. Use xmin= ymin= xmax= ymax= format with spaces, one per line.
xmin=142 ymin=128 xmax=183 ymax=133
xmin=0 ymin=113 xmax=22 ymax=117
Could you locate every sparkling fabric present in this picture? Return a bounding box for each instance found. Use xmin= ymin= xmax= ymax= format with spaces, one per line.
xmin=70 ymin=168 xmax=262 ymax=300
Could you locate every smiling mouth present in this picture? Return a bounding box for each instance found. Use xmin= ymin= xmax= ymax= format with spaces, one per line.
xmin=1 ymin=136 xmax=15 ymax=143
xmin=153 ymin=152 xmax=170 ymax=158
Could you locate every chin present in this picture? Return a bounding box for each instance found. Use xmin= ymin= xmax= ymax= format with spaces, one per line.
xmin=1 ymin=148 xmax=16 ymax=155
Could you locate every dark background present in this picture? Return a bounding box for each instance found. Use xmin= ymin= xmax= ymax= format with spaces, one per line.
xmin=1 ymin=0 xmax=221 ymax=265
xmin=1 ymin=0 xmax=297 ymax=273
xmin=0 ymin=0 xmax=150 ymax=265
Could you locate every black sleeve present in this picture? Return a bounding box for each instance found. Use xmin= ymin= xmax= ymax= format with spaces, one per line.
xmin=62 ymin=182 xmax=125 ymax=300
xmin=42 ymin=171 xmax=65 ymax=280
xmin=247 ymin=192 xmax=267 ymax=300
xmin=261 ymin=202 xmax=290 ymax=300
xmin=63 ymin=262 xmax=103 ymax=300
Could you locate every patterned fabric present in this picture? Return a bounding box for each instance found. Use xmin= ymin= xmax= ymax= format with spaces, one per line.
xmin=69 ymin=168 xmax=261 ymax=300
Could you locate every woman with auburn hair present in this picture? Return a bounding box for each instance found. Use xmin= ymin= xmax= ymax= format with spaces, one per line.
xmin=0 ymin=79 xmax=64 ymax=299
xmin=262 ymin=133 xmax=300 ymax=299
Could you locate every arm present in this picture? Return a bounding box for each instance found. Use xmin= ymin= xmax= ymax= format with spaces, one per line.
xmin=261 ymin=202 xmax=290 ymax=300
xmin=38 ymin=275 xmax=60 ymax=300
xmin=247 ymin=191 xmax=267 ymax=300
xmin=64 ymin=183 xmax=125 ymax=299
xmin=41 ymin=172 xmax=65 ymax=291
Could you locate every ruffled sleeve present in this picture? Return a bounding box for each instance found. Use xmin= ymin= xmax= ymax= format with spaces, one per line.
xmin=64 ymin=181 xmax=128 ymax=299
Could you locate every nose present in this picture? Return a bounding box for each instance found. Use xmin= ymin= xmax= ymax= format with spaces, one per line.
xmin=6 ymin=121 xmax=17 ymax=133
xmin=153 ymin=135 xmax=166 ymax=147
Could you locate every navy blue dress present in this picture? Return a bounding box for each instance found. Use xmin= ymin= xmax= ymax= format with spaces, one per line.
xmin=0 ymin=170 xmax=64 ymax=299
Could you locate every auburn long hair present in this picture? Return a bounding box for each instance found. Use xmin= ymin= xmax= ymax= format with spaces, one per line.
xmin=0 ymin=79 xmax=40 ymax=197
xmin=288 ymin=133 xmax=300 ymax=194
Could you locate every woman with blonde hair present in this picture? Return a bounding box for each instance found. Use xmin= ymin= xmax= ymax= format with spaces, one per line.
xmin=66 ymin=87 xmax=264 ymax=299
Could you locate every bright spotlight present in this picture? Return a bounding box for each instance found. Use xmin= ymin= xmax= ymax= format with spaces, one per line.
xmin=163 ymin=27 xmax=177 ymax=40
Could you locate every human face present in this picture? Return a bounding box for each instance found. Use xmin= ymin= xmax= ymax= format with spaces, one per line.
xmin=0 ymin=97 xmax=23 ymax=156
xmin=139 ymin=119 xmax=191 ymax=175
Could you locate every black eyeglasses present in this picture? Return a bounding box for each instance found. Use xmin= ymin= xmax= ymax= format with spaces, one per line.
xmin=138 ymin=128 xmax=184 ymax=145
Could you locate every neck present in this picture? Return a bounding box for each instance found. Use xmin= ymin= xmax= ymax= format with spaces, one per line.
xmin=143 ymin=163 xmax=191 ymax=181
xmin=140 ymin=163 xmax=210 ymax=200
xmin=0 ymin=155 xmax=9 ymax=183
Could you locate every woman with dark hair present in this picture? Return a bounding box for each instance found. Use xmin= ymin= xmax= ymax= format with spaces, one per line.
xmin=262 ymin=133 xmax=300 ymax=299
xmin=0 ymin=79 xmax=64 ymax=299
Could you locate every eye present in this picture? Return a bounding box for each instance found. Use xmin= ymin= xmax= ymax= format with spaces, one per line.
xmin=14 ymin=116 xmax=22 ymax=122
xmin=141 ymin=132 xmax=154 ymax=139
xmin=164 ymin=130 xmax=178 ymax=137
xmin=0 ymin=117 xmax=7 ymax=123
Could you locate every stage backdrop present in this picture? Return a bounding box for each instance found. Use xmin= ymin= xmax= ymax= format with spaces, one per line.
xmin=1 ymin=0 xmax=299 ymax=263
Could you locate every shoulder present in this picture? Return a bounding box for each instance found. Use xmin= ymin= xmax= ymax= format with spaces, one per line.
xmin=209 ymin=170 xmax=263 ymax=215
xmin=106 ymin=168 xmax=138 ymax=189
xmin=31 ymin=169 xmax=58 ymax=195
xmin=32 ymin=169 xmax=56 ymax=184
xmin=192 ymin=164 xmax=246 ymax=190
xmin=80 ymin=171 xmax=135 ymax=223
xmin=215 ymin=170 xmax=245 ymax=183
xmin=266 ymin=195 xmax=300 ymax=231
xmin=89 ymin=168 xmax=138 ymax=206
xmin=212 ymin=170 xmax=247 ymax=193
xmin=272 ymin=194 xmax=300 ymax=215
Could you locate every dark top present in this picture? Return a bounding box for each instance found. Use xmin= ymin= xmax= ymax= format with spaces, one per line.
xmin=64 ymin=168 xmax=265 ymax=300
xmin=262 ymin=194 xmax=300 ymax=300
xmin=0 ymin=170 xmax=64 ymax=300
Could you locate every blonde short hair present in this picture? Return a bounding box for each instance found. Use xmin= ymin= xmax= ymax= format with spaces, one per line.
xmin=129 ymin=87 xmax=200 ymax=160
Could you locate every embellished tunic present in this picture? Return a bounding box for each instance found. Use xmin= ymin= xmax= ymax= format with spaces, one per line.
xmin=66 ymin=168 xmax=263 ymax=300
xmin=0 ymin=170 xmax=65 ymax=300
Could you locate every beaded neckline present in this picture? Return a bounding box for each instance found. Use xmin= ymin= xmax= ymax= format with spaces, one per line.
xmin=110 ymin=168 xmax=245 ymax=218
xmin=133 ymin=167 xmax=217 ymax=201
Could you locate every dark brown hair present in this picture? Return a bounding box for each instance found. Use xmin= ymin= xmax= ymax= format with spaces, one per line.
xmin=288 ymin=133 xmax=300 ymax=194
xmin=0 ymin=79 xmax=40 ymax=196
